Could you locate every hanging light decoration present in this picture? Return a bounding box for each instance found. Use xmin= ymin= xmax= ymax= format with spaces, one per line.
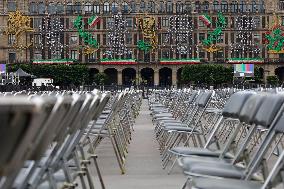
xmin=164 ymin=14 xmax=193 ymax=54
xmin=137 ymin=15 xmax=157 ymax=52
xmin=3 ymin=10 xmax=33 ymax=50
xmin=38 ymin=14 xmax=65 ymax=57
xmin=230 ymin=14 xmax=260 ymax=56
xmin=105 ymin=13 xmax=132 ymax=58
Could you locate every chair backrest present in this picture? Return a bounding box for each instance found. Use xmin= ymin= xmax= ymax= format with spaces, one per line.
xmin=197 ymin=91 xmax=212 ymax=108
xmin=222 ymin=91 xmax=255 ymax=119
xmin=239 ymin=94 xmax=266 ymax=124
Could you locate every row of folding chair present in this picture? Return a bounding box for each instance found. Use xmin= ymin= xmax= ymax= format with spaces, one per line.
xmin=0 ymin=89 xmax=142 ymax=189
xmin=151 ymin=88 xmax=284 ymax=188
xmin=84 ymin=89 xmax=142 ymax=174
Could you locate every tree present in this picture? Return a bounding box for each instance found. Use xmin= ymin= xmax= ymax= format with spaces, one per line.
xmin=93 ymin=72 xmax=109 ymax=85
xmin=181 ymin=64 xmax=233 ymax=86
xmin=267 ymin=75 xmax=279 ymax=86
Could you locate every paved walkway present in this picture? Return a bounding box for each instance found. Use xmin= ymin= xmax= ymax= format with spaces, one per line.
xmin=93 ymin=99 xmax=185 ymax=189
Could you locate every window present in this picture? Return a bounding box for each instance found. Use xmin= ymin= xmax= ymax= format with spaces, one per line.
xmin=34 ymin=51 xmax=42 ymax=60
xmin=38 ymin=2 xmax=45 ymax=14
xmin=122 ymin=2 xmax=129 ymax=13
xmin=126 ymin=34 xmax=132 ymax=44
xmin=74 ymin=2 xmax=82 ymax=14
xmin=161 ymin=33 xmax=168 ymax=43
xmin=280 ymin=0 xmax=284 ymax=10
xmin=33 ymin=34 xmax=41 ymax=45
xmin=106 ymin=17 xmax=113 ymax=29
xmin=221 ymin=1 xmax=228 ymax=12
xmin=8 ymin=52 xmax=16 ymax=63
xmin=199 ymin=33 xmax=205 ymax=42
xmin=195 ymin=1 xmax=200 ymax=12
xmin=199 ymin=19 xmax=206 ymax=28
xmin=70 ymin=35 xmax=78 ymax=44
xmin=213 ymin=0 xmax=220 ymax=12
xmin=230 ymin=1 xmax=238 ymax=13
xmin=33 ymin=18 xmax=42 ymax=28
xmin=162 ymin=50 xmax=169 ymax=59
xmin=176 ymin=1 xmax=184 ymax=13
xmin=29 ymin=2 xmax=37 ymax=14
xmin=111 ymin=2 xmax=118 ymax=13
xmin=8 ymin=34 xmax=15 ymax=45
xmin=51 ymin=51 xmax=61 ymax=59
xmin=239 ymin=0 xmax=246 ymax=12
xmin=140 ymin=1 xmax=146 ymax=12
xmin=201 ymin=1 xmax=209 ymax=11
xmin=47 ymin=3 xmax=56 ymax=14
xmin=159 ymin=1 xmax=165 ymax=13
xmin=148 ymin=1 xmax=155 ymax=13
xmin=7 ymin=1 xmax=16 ymax=12
xmin=254 ymin=16 xmax=260 ymax=28
xmin=166 ymin=1 xmax=173 ymax=13
xmin=85 ymin=2 xmax=93 ymax=13
xmin=70 ymin=50 xmax=78 ymax=59
xmin=104 ymin=2 xmax=110 ymax=13
xmin=94 ymin=4 xmax=100 ymax=13
xmin=57 ymin=3 xmax=64 ymax=13
xmin=251 ymin=0 xmax=258 ymax=12
xmin=88 ymin=53 xmax=96 ymax=61
xmin=66 ymin=2 xmax=73 ymax=14
xmin=130 ymin=1 xmax=136 ymax=13
xmin=161 ymin=17 xmax=169 ymax=27
xmin=126 ymin=18 xmax=133 ymax=27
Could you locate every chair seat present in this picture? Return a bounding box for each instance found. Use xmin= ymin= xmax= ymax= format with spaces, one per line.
xmin=164 ymin=126 xmax=196 ymax=133
xmin=170 ymin=147 xmax=222 ymax=157
xmin=182 ymin=160 xmax=245 ymax=179
xmin=191 ymin=177 xmax=261 ymax=189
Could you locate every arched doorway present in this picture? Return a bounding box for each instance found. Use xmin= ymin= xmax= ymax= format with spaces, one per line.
xmin=177 ymin=68 xmax=183 ymax=87
xmin=275 ymin=67 xmax=284 ymax=83
xmin=140 ymin=67 xmax=154 ymax=86
xmin=89 ymin=68 xmax=99 ymax=84
xmin=122 ymin=68 xmax=136 ymax=85
xmin=159 ymin=67 xmax=172 ymax=86
xmin=104 ymin=68 xmax=118 ymax=85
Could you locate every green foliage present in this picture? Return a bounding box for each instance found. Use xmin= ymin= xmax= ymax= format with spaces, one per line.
xmin=93 ymin=72 xmax=109 ymax=85
xmin=254 ymin=66 xmax=264 ymax=83
xmin=181 ymin=64 xmax=233 ymax=85
xmin=8 ymin=64 xmax=89 ymax=86
xmin=267 ymin=75 xmax=279 ymax=85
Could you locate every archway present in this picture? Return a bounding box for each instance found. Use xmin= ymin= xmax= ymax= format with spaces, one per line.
xmin=177 ymin=68 xmax=183 ymax=87
xmin=275 ymin=67 xmax=284 ymax=83
xmin=140 ymin=67 xmax=154 ymax=86
xmin=159 ymin=67 xmax=172 ymax=86
xmin=122 ymin=68 xmax=136 ymax=85
xmin=104 ymin=68 xmax=118 ymax=85
xmin=89 ymin=68 xmax=99 ymax=85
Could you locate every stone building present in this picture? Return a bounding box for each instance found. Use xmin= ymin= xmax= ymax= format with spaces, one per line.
xmin=0 ymin=0 xmax=284 ymax=86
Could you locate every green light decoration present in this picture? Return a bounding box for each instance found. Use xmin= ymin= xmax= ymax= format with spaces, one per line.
xmin=137 ymin=40 xmax=152 ymax=52
xmin=73 ymin=16 xmax=99 ymax=55
xmin=202 ymin=12 xmax=226 ymax=53
xmin=265 ymin=28 xmax=284 ymax=53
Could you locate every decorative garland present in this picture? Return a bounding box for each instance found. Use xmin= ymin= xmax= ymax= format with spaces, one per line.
xmin=227 ymin=58 xmax=264 ymax=64
xmin=160 ymin=58 xmax=201 ymax=65
xmin=33 ymin=59 xmax=74 ymax=64
xmin=202 ymin=12 xmax=226 ymax=53
xmin=265 ymin=14 xmax=284 ymax=53
xmin=3 ymin=11 xmax=33 ymax=50
xmin=137 ymin=15 xmax=157 ymax=51
xmin=100 ymin=58 xmax=137 ymax=65
xmin=73 ymin=15 xmax=99 ymax=55
xmin=199 ymin=14 xmax=212 ymax=26
xmin=137 ymin=40 xmax=152 ymax=52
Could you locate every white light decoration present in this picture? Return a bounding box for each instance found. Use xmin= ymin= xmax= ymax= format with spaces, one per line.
xmin=164 ymin=15 xmax=193 ymax=54
xmin=38 ymin=14 xmax=66 ymax=56
xmin=105 ymin=13 xmax=132 ymax=58
xmin=230 ymin=14 xmax=260 ymax=57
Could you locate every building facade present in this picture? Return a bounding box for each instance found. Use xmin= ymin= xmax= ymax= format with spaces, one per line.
xmin=1 ymin=0 xmax=284 ymax=86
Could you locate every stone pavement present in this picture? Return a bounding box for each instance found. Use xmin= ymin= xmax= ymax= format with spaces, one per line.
xmin=91 ymin=99 xmax=185 ymax=189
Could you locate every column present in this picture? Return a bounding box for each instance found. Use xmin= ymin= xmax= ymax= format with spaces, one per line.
xmin=118 ymin=70 xmax=122 ymax=85
xmin=172 ymin=69 xmax=177 ymax=87
xmin=154 ymin=70 xmax=159 ymax=86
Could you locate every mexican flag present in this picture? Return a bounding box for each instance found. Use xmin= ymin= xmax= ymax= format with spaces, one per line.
xmin=199 ymin=14 xmax=212 ymax=26
xmin=88 ymin=15 xmax=100 ymax=27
